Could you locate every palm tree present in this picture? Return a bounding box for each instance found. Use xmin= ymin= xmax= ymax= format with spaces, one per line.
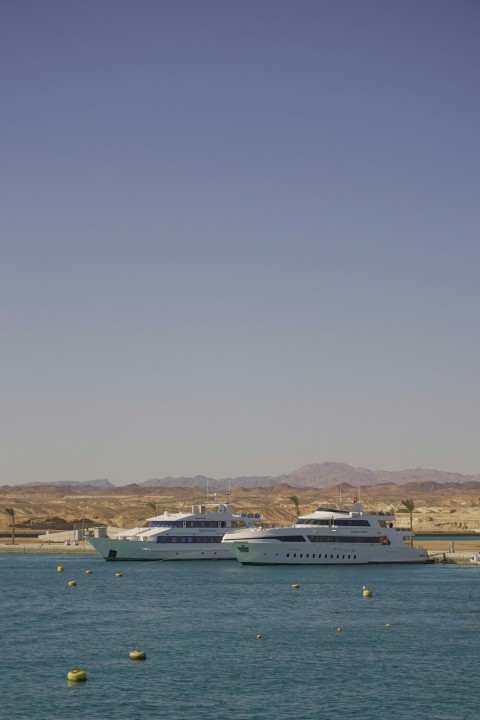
xmin=4 ymin=507 xmax=15 ymax=544
xmin=287 ymin=495 xmax=300 ymax=518
xmin=146 ymin=500 xmax=157 ymax=517
xmin=401 ymin=498 xmax=415 ymax=545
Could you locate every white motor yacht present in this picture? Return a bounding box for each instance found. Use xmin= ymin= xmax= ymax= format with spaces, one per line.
xmin=88 ymin=501 xmax=261 ymax=561
xmin=222 ymin=501 xmax=429 ymax=565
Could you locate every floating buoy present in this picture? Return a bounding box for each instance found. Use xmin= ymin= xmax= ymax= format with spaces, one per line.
xmin=67 ymin=580 xmax=77 ymax=587
xmin=129 ymin=649 xmax=146 ymax=661
xmin=85 ymin=570 xmax=93 ymax=574
xmin=115 ymin=572 xmax=123 ymax=577
xmin=256 ymin=634 xmax=263 ymax=640
xmin=57 ymin=565 xmax=64 ymax=572
xmin=336 ymin=627 xmax=343 ymax=633
xmin=291 ymin=583 xmax=300 ymax=588
xmin=362 ymin=585 xmax=372 ymax=598
xmin=67 ymin=667 xmax=87 ymax=682
xmin=385 ymin=623 xmax=392 ymax=627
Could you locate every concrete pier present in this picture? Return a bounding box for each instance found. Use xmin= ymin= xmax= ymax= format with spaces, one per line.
xmin=0 ymin=541 xmax=96 ymax=554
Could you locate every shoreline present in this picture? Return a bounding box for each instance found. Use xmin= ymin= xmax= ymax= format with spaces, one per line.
xmin=0 ymin=542 xmax=96 ymax=554
xmin=1 ymin=539 xmax=479 ymax=563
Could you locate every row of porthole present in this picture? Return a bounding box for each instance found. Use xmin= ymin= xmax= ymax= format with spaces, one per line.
xmin=283 ymin=553 xmax=357 ymax=560
xmin=172 ymin=551 xmax=217 ymax=555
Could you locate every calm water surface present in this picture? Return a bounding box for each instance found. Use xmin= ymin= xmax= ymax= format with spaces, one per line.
xmin=0 ymin=554 xmax=478 ymax=720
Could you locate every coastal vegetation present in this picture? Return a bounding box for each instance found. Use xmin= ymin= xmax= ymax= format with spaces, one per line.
xmin=287 ymin=495 xmax=300 ymax=517
xmin=401 ymin=498 xmax=415 ymax=545
xmin=145 ymin=500 xmax=158 ymax=516
xmin=3 ymin=507 xmax=15 ymax=544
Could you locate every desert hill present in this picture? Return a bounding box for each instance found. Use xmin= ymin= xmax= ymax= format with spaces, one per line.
xmin=2 ymin=463 xmax=480 ymax=536
xmin=1 ymin=477 xmax=480 ymax=536
xmin=3 ymin=461 xmax=480 ymax=493
xmin=138 ymin=463 xmax=480 ymax=489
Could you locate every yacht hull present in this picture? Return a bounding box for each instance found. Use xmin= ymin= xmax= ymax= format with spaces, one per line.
xmin=88 ymin=536 xmax=234 ymax=561
xmin=222 ymin=540 xmax=429 ymax=565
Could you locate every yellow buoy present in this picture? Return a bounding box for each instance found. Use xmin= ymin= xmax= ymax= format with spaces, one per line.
xmin=362 ymin=585 xmax=372 ymax=598
xmin=115 ymin=572 xmax=123 ymax=577
xmin=255 ymin=634 xmax=263 ymax=640
xmin=67 ymin=580 xmax=77 ymax=587
xmin=67 ymin=667 xmax=87 ymax=682
xmin=57 ymin=565 xmax=64 ymax=572
xmin=291 ymin=583 xmax=300 ymax=588
xmin=129 ymin=649 xmax=146 ymax=661
xmin=85 ymin=569 xmax=93 ymax=574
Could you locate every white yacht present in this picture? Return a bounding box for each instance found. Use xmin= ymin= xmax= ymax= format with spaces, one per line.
xmin=221 ymin=501 xmax=429 ymax=565
xmin=87 ymin=500 xmax=262 ymax=561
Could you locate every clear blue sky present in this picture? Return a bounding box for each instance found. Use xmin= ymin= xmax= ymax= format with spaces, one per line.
xmin=1 ymin=0 xmax=479 ymax=485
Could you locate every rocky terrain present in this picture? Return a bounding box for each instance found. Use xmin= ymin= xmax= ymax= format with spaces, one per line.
xmin=1 ymin=480 xmax=480 ymax=536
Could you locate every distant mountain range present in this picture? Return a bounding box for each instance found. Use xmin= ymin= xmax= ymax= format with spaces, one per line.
xmin=2 ymin=462 xmax=480 ymax=493
xmin=21 ymin=478 xmax=114 ymax=489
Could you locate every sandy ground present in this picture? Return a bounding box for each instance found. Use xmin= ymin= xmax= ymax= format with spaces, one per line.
xmin=1 ymin=485 xmax=480 ymax=539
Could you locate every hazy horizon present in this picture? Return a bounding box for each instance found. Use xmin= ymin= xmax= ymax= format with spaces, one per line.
xmin=2 ymin=1 xmax=479 ymax=485
xmin=6 ymin=460 xmax=480 ymax=488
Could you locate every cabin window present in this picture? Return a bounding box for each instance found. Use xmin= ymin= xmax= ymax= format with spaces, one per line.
xmin=306 ymin=535 xmax=387 ymax=544
xmin=297 ymin=518 xmax=370 ymax=527
xmin=156 ymin=535 xmax=221 ymax=544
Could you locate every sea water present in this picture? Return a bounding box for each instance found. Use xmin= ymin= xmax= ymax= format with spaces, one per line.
xmin=0 ymin=554 xmax=478 ymax=720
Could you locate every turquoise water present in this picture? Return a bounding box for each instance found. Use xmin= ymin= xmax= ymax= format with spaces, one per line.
xmin=0 ymin=555 xmax=478 ymax=720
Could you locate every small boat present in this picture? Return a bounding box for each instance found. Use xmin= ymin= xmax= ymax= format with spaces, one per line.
xmin=469 ymin=554 xmax=480 ymax=565
xmin=222 ymin=500 xmax=429 ymax=565
xmin=87 ymin=499 xmax=261 ymax=561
